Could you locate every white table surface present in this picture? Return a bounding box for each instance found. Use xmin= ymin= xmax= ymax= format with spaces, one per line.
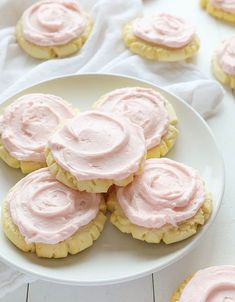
xmin=1 ymin=0 xmax=235 ymax=301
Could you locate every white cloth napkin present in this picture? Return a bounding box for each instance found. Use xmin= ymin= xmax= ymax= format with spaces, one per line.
xmin=0 ymin=0 xmax=224 ymax=296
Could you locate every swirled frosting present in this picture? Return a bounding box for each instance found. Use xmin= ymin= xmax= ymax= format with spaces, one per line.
xmin=8 ymin=168 xmax=101 ymax=244
xmin=95 ymin=87 xmax=169 ymax=150
xmin=116 ymin=158 xmax=205 ymax=228
xmin=210 ymin=0 xmax=235 ymax=13
xmin=21 ymin=0 xmax=87 ymax=46
xmin=48 ymin=111 xmax=146 ymax=180
xmin=216 ymin=36 xmax=235 ymax=76
xmin=0 ymin=93 xmax=74 ymax=162
xmin=132 ymin=13 xmax=195 ymax=48
xmin=180 ymin=266 xmax=235 ymax=302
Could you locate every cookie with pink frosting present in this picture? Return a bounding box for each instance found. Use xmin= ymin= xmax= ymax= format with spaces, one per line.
xmin=212 ymin=36 xmax=235 ymax=88
xmin=45 ymin=111 xmax=146 ymax=193
xmin=123 ymin=13 xmax=200 ymax=61
xmin=201 ymin=0 xmax=235 ymax=23
xmin=93 ymin=87 xmax=178 ymax=158
xmin=16 ymin=0 xmax=92 ymax=59
xmin=170 ymin=265 xmax=235 ymax=302
xmin=107 ymin=158 xmax=212 ymax=244
xmin=0 ymin=93 xmax=74 ymax=174
xmin=2 ymin=168 xmax=106 ymax=258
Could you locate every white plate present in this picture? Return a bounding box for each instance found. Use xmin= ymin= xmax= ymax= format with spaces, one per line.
xmin=0 ymin=74 xmax=224 ymax=285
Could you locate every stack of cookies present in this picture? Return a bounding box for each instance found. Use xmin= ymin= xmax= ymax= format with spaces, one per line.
xmin=0 ymin=87 xmax=212 ymax=258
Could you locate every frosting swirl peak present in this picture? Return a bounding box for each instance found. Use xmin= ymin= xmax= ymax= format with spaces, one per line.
xmin=0 ymin=93 xmax=74 ymax=163
xmin=180 ymin=266 xmax=235 ymax=302
xmin=48 ymin=111 xmax=146 ymax=180
xmin=8 ymin=168 xmax=101 ymax=244
xmin=22 ymin=0 xmax=87 ymax=46
xmin=117 ymin=158 xmax=206 ymax=228
xmin=95 ymin=87 xmax=170 ymax=150
xmin=133 ymin=13 xmax=195 ymax=48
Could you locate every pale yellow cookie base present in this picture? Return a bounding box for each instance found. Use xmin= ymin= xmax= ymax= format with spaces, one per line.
xmin=212 ymin=55 xmax=235 ymax=88
xmin=93 ymin=91 xmax=178 ymax=159
xmin=200 ymin=0 xmax=208 ymax=9
xmin=0 ymin=140 xmax=46 ymax=174
xmin=201 ymin=0 xmax=235 ymax=23
xmin=123 ymin=22 xmax=200 ymax=61
xmin=2 ymin=198 xmax=106 ymax=258
xmin=170 ymin=276 xmax=193 ymax=302
xmin=107 ymin=190 xmax=212 ymax=244
xmin=16 ymin=15 xmax=93 ymax=59
xmin=146 ymin=124 xmax=178 ymax=158
xmin=45 ymin=147 xmax=145 ymax=193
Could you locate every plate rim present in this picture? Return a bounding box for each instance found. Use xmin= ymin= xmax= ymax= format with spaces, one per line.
xmin=0 ymin=73 xmax=225 ymax=285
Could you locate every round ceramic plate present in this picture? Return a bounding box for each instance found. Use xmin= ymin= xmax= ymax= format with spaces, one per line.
xmin=0 ymin=74 xmax=224 ymax=285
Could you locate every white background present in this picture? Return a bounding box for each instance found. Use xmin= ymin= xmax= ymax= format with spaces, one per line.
xmin=1 ymin=0 xmax=235 ymax=301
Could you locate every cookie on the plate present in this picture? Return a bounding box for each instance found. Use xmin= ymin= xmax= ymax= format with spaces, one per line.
xmin=123 ymin=13 xmax=200 ymax=61
xmin=16 ymin=0 xmax=92 ymax=59
xmin=0 ymin=93 xmax=74 ymax=174
xmin=93 ymin=87 xmax=178 ymax=158
xmin=212 ymin=36 xmax=235 ymax=88
xmin=107 ymin=158 xmax=212 ymax=244
xmin=46 ymin=111 xmax=146 ymax=193
xmin=2 ymin=168 xmax=106 ymax=258
xmin=170 ymin=265 xmax=235 ymax=301
xmin=201 ymin=0 xmax=235 ymax=23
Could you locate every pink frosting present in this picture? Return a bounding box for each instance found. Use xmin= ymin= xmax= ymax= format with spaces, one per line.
xmin=48 ymin=111 xmax=146 ymax=181
xmin=180 ymin=266 xmax=235 ymax=302
xmin=116 ymin=158 xmax=206 ymax=228
xmin=216 ymin=36 xmax=235 ymax=76
xmin=95 ymin=87 xmax=169 ymax=150
xmin=21 ymin=0 xmax=87 ymax=46
xmin=210 ymin=0 xmax=235 ymax=13
xmin=133 ymin=13 xmax=195 ymax=48
xmin=8 ymin=168 xmax=101 ymax=244
xmin=0 ymin=93 xmax=74 ymax=163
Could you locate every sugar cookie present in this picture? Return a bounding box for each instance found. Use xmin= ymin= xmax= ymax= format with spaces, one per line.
xmin=108 ymin=158 xmax=212 ymax=244
xmin=2 ymin=168 xmax=106 ymax=258
xmin=16 ymin=0 xmax=92 ymax=59
xmin=94 ymin=87 xmax=178 ymax=158
xmin=123 ymin=13 xmax=200 ymax=61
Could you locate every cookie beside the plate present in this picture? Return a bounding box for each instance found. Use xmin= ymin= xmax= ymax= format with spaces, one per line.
xmin=16 ymin=0 xmax=93 ymax=59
